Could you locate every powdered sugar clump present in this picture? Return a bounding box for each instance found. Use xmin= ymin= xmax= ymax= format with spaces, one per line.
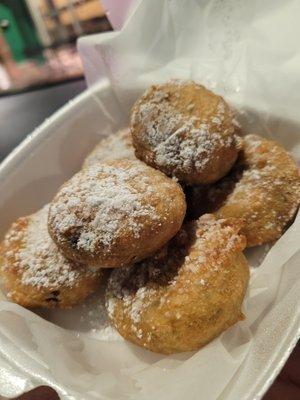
xmin=91 ymin=325 xmax=123 ymax=341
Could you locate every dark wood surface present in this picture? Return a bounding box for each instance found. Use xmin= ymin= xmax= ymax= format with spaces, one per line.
xmin=0 ymin=81 xmax=299 ymax=400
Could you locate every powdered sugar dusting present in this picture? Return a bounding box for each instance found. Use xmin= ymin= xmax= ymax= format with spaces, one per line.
xmin=83 ymin=128 xmax=135 ymax=168
xmin=50 ymin=161 xmax=160 ymax=254
xmin=92 ymin=325 xmax=123 ymax=341
xmin=219 ymin=134 xmax=300 ymax=233
xmin=131 ymin=81 xmax=237 ymax=178
xmin=107 ymin=215 xmax=245 ymax=343
xmin=3 ymin=205 xmax=96 ymax=288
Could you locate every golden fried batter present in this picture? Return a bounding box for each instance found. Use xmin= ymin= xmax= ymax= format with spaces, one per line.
xmin=0 ymin=206 xmax=102 ymax=309
xmin=106 ymin=214 xmax=249 ymax=354
xmin=130 ymin=80 xmax=239 ymax=184
xmin=186 ymin=134 xmax=300 ymax=246
xmin=82 ymin=128 xmax=135 ymax=168
xmin=49 ymin=159 xmax=186 ymax=267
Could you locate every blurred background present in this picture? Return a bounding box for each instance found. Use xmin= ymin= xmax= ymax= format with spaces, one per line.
xmin=0 ymin=0 xmax=111 ymax=94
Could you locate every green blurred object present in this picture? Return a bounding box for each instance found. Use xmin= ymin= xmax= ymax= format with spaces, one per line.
xmin=0 ymin=0 xmax=44 ymax=62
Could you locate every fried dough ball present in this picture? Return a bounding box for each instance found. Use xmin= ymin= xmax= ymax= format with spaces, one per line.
xmin=0 ymin=206 xmax=102 ymax=309
xmin=130 ymin=80 xmax=239 ymax=184
xmin=186 ymin=134 xmax=300 ymax=246
xmin=82 ymin=128 xmax=135 ymax=168
xmin=49 ymin=159 xmax=186 ymax=268
xmin=106 ymin=214 xmax=249 ymax=354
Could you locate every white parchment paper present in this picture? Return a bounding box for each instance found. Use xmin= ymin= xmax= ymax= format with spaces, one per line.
xmin=0 ymin=1 xmax=299 ymax=399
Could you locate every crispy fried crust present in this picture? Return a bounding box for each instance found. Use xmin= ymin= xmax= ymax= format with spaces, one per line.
xmin=0 ymin=207 xmax=102 ymax=309
xmin=106 ymin=214 xmax=249 ymax=354
xmin=186 ymin=134 xmax=300 ymax=247
xmin=49 ymin=159 xmax=186 ymax=267
xmin=82 ymin=128 xmax=135 ymax=168
xmin=130 ymin=80 xmax=239 ymax=184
